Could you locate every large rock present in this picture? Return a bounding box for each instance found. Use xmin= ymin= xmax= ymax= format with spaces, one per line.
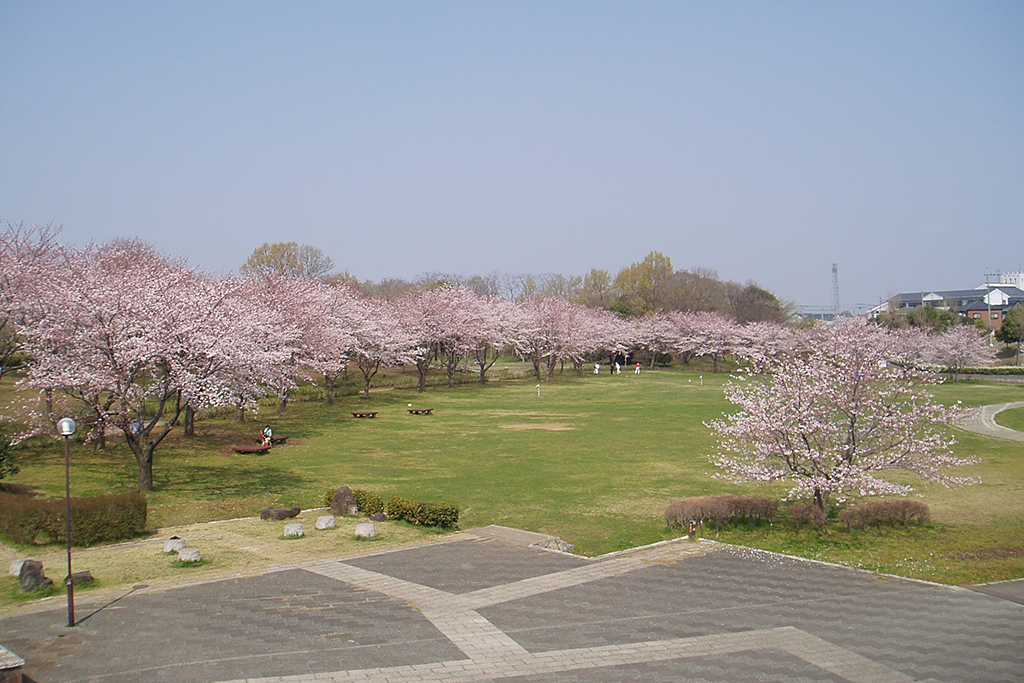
xmin=369 ymin=512 xmax=387 ymax=522
xmin=284 ymin=523 xmax=304 ymax=538
xmin=315 ymin=515 xmax=336 ymax=530
xmin=354 ymin=522 xmax=377 ymax=539
xmin=331 ymin=486 xmax=359 ymax=516
xmin=260 ymin=506 xmax=301 ymax=521
xmin=19 ymin=560 xmax=52 ymax=592
xmin=163 ymin=536 xmax=187 ymax=553
xmin=69 ymin=571 xmax=94 ymax=586
xmin=177 ymin=548 xmax=202 ymax=563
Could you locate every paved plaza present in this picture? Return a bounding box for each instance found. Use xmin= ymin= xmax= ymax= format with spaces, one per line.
xmin=1 ymin=526 xmax=1022 ymax=683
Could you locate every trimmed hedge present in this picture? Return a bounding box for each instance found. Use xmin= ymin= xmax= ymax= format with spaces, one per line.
xmin=0 ymin=492 xmax=147 ymax=546
xmin=385 ymin=496 xmax=460 ymax=528
xmin=322 ymin=487 xmax=385 ymax=516
xmin=352 ymin=489 xmax=384 ymax=516
xmin=838 ymin=499 xmax=930 ymax=530
xmin=963 ymin=367 xmax=1024 ymax=375
xmin=786 ymin=503 xmax=827 ymax=530
xmin=665 ymin=495 xmax=778 ymax=531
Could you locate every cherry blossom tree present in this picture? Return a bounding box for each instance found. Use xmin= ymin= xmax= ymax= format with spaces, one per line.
xmin=733 ymin=321 xmax=796 ymax=372
xmin=403 ymin=286 xmax=482 ymax=389
xmin=709 ymin=318 xmax=977 ymax=512
xmin=471 ymin=295 xmax=515 ymax=383
xmin=350 ymin=297 xmax=420 ymax=398
xmin=923 ymin=325 xmax=995 ymax=381
xmin=689 ymin=311 xmax=740 ymax=372
xmin=20 ymin=241 xmax=215 ymax=491
xmin=510 ymin=297 xmax=575 ymax=381
xmin=304 ymin=282 xmax=360 ymax=405
xmin=0 ymin=221 xmax=61 ymax=383
xmin=635 ymin=314 xmax=676 ymax=369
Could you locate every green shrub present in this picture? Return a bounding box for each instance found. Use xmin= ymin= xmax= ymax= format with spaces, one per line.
xmin=838 ymin=499 xmax=930 ymax=530
xmin=0 ymin=492 xmax=147 ymax=546
xmin=352 ymin=489 xmax=384 ymax=516
xmin=962 ymin=367 xmax=1024 ymax=375
xmin=385 ymin=495 xmax=459 ymax=528
xmin=324 ymin=487 xmax=385 ymax=516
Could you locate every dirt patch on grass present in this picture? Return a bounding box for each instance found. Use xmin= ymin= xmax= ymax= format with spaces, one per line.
xmin=499 ymin=423 xmax=574 ymax=431
xmin=953 ymin=546 xmax=1024 ymax=561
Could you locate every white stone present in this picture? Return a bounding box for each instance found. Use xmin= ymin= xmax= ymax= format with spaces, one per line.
xmin=315 ymin=515 xmax=336 ymax=530
xmin=177 ymin=548 xmax=202 ymax=562
xmin=284 ymin=523 xmax=304 ymax=538
xmin=9 ymin=559 xmax=25 ymax=577
xmin=163 ymin=537 xmax=187 ymax=553
xmin=355 ymin=522 xmax=377 ymax=539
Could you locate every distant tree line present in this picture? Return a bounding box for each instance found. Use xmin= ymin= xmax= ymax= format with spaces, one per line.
xmin=245 ymin=244 xmax=791 ymax=324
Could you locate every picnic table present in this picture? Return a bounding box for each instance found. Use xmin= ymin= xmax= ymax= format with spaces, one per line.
xmin=351 ymin=411 xmax=378 ymax=418
xmin=407 ymin=408 xmax=434 ymax=415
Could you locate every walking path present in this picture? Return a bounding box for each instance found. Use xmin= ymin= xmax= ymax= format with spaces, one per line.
xmin=2 ymin=525 xmax=1021 ymax=683
xmin=955 ymin=401 xmax=1024 ymax=442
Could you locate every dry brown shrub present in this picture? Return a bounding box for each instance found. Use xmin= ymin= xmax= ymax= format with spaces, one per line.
xmin=787 ymin=503 xmax=826 ymax=529
xmin=665 ymin=494 xmax=778 ymax=531
xmin=838 ymin=499 xmax=930 ymax=530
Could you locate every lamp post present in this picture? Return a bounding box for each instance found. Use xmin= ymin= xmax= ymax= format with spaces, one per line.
xmin=56 ymin=417 xmax=76 ymax=627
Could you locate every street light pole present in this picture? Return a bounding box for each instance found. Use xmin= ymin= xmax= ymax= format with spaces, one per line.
xmin=56 ymin=417 xmax=77 ymax=628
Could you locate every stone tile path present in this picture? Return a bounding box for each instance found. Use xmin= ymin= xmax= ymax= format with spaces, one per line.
xmin=1 ymin=526 xmax=1021 ymax=682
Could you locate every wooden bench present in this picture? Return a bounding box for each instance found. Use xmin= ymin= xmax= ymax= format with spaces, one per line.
xmin=407 ymin=408 xmax=434 ymax=415
xmin=351 ymin=411 xmax=378 ymax=419
xmin=254 ymin=436 xmax=288 ymax=445
xmin=234 ymin=445 xmax=270 ymax=455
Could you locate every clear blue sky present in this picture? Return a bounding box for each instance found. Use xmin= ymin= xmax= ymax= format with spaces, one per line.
xmin=2 ymin=1 xmax=1021 ymax=310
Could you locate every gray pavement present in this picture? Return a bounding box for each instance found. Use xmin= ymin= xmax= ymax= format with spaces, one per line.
xmin=955 ymin=401 xmax=1024 ymax=441
xmin=1 ymin=526 xmax=1022 ymax=683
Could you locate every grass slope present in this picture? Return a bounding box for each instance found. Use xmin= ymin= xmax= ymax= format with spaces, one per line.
xmin=2 ymin=366 xmax=1023 ymax=590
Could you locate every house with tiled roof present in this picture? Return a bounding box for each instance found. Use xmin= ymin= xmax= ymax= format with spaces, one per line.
xmin=870 ymin=272 xmax=1024 ymax=331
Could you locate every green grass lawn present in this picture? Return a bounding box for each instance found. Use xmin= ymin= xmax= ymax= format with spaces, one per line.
xmin=3 ymin=365 xmax=1023 ymax=586
xmin=995 ymin=406 xmax=1024 ymax=431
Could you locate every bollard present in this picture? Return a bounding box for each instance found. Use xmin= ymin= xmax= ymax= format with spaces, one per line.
xmin=687 ymin=520 xmax=697 ymax=539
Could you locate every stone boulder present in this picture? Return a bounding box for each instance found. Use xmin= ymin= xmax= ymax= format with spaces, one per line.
xmin=163 ymin=536 xmax=187 ymax=553
xmin=284 ymin=523 xmax=304 ymax=538
xmin=69 ymin=571 xmax=94 ymax=586
xmin=315 ymin=515 xmax=336 ymax=530
xmin=177 ymin=548 xmax=202 ymax=563
xmin=369 ymin=512 xmax=387 ymax=522
xmin=354 ymin=522 xmax=377 ymax=539
xmin=261 ymin=506 xmax=301 ymax=521
xmin=331 ymin=486 xmax=359 ymax=516
xmin=19 ymin=560 xmax=52 ymax=592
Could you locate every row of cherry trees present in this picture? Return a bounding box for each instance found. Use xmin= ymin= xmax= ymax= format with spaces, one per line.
xmin=1 ymin=229 xmax=994 ymax=492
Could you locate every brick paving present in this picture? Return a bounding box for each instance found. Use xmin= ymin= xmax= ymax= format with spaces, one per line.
xmin=1 ymin=526 xmax=1021 ymax=682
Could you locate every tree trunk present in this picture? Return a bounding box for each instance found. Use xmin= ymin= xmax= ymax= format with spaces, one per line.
xmin=813 ymin=488 xmax=827 ymax=513
xmin=236 ymin=402 xmax=245 ymax=422
xmin=325 ymin=377 xmax=335 ymax=405
xmin=184 ymin=404 xmax=195 ymax=437
xmin=126 ymin=434 xmax=155 ymax=492
xmin=44 ymin=388 xmax=53 ymax=418
xmin=278 ymin=388 xmax=289 ymax=413
xmin=416 ymin=358 xmax=429 ymax=392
